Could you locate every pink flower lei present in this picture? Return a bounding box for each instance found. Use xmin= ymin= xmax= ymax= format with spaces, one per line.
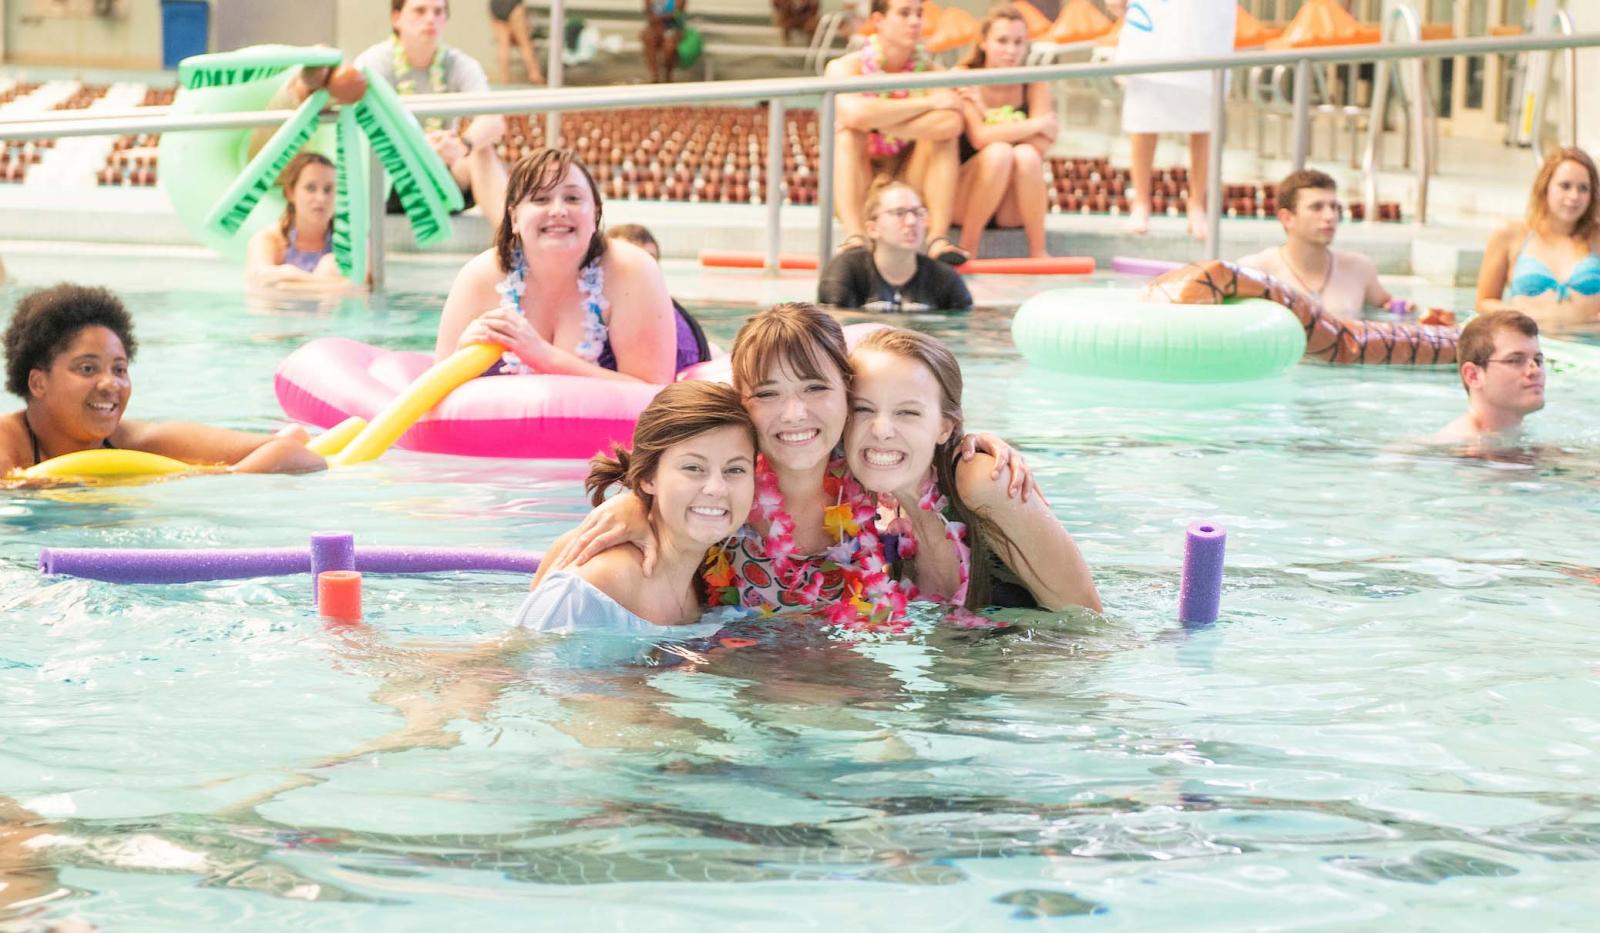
xmin=710 ymin=452 xmax=913 ymax=633
xmin=883 ymin=471 xmax=971 ymax=607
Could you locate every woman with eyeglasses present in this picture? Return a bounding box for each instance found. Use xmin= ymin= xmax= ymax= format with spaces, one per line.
xmin=816 ymin=180 xmax=973 ymax=312
xmin=1477 ymin=146 xmax=1600 ymax=328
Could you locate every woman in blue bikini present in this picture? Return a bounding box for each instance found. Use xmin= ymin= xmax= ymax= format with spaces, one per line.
xmin=1478 ymin=146 xmax=1600 ymax=328
xmin=436 ymin=147 xmax=707 ymax=381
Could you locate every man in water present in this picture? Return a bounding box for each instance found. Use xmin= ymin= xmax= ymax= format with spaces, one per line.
xmin=355 ymin=0 xmax=508 ymax=233
xmin=1237 ymin=169 xmax=1414 ymax=319
xmin=1436 ymin=310 xmax=1547 ymax=443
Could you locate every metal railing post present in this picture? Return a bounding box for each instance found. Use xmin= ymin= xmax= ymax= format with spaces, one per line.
xmin=1206 ymin=67 xmax=1225 ymax=259
xmin=817 ymin=92 xmax=836 ymax=264
xmin=546 ymin=0 xmax=565 ymax=145
xmin=765 ymin=99 xmax=785 ymax=275
xmin=1290 ymin=57 xmax=1310 ymax=170
xmin=368 ymin=147 xmax=386 ymax=291
xmin=1408 ymin=51 xmax=1430 ymax=224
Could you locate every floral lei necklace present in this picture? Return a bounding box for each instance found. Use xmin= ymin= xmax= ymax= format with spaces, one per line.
xmin=703 ymin=453 xmax=911 ymax=632
xmin=491 ymin=245 xmax=608 ymax=374
xmin=859 ymin=34 xmax=929 ymax=160
xmin=882 ymin=472 xmax=972 ymax=607
xmin=391 ymin=36 xmax=449 ymax=132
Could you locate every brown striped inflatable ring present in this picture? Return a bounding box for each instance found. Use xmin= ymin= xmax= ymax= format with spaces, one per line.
xmin=1140 ymin=260 xmax=1459 ymax=366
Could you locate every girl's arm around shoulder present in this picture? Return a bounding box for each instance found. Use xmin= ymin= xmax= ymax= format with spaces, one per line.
xmin=955 ymin=452 xmax=1102 ymax=613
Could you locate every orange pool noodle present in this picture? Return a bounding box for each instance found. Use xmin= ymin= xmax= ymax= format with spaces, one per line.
xmin=318 ymin=570 xmax=362 ymax=623
xmin=957 ymin=256 xmax=1096 ymax=275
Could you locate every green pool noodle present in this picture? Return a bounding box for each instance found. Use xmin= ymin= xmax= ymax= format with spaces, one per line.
xmin=1011 ymin=288 xmax=1308 ymax=383
xmin=334 ymin=107 xmax=371 ymax=283
xmin=179 ymin=44 xmax=343 ymax=90
xmin=159 ymin=74 xmax=335 ymax=260
xmin=352 ymin=92 xmax=453 ymax=245
xmin=357 ymin=68 xmax=465 ymax=213
xmin=204 ymin=89 xmax=329 ymax=237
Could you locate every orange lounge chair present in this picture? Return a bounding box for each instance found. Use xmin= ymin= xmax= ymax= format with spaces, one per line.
xmin=1234 ymin=5 xmax=1284 ymax=49
xmin=926 ymin=6 xmax=980 ymax=54
xmin=1267 ymin=0 xmax=1380 ymax=49
xmin=1048 ymin=0 xmax=1114 ymax=44
xmin=1012 ymin=0 xmax=1056 ymax=40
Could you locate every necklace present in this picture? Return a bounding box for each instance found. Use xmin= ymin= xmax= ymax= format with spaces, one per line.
xmin=391 ymin=37 xmax=448 ymax=131
xmin=1278 ymin=246 xmax=1335 ymax=299
xmin=703 ymin=453 xmax=911 ymax=631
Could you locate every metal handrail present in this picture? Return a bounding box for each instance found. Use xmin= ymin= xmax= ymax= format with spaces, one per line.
xmin=1360 ymin=2 xmax=1431 ymax=224
xmin=2 ymin=28 xmax=1597 ymax=275
xmin=1524 ymin=6 xmax=1579 ymax=168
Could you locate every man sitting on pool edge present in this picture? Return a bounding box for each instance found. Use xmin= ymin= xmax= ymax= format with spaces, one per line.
xmin=1237 ymin=169 xmax=1414 ymax=320
xmin=1435 ymin=310 xmax=1546 ymax=444
xmin=1 ymin=284 xmax=326 ymax=476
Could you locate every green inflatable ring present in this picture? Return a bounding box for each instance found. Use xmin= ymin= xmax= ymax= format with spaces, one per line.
xmin=1012 ymin=287 xmax=1307 ymax=383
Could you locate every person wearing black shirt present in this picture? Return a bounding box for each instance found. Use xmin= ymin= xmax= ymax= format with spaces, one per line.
xmin=817 ymin=181 xmax=974 ymax=312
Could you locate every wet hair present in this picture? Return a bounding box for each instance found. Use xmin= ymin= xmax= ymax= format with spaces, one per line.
xmin=278 ymin=151 xmax=336 ymax=241
xmin=495 ymin=147 xmax=607 ymax=274
xmin=1277 ymin=168 xmax=1338 ymax=213
xmin=1526 ymin=146 xmax=1600 ymax=241
xmin=1458 ymin=309 xmax=1539 ymax=394
xmin=607 ymin=223 xmax=658 ymax=254
xmin=852 ymin=326 xmax=1032 ymax=609
xmin=585 ymin=381 xmax=755 ymax=510
xmin=4 ymin=284 xmax=137 ymax=398
xmin=729 ymin=301 xmax=852 ymax=398
xmin=958 ymin=4 xmax=1026 ymax=69
xmin=391 ymin=0 xmax=448 ymax=34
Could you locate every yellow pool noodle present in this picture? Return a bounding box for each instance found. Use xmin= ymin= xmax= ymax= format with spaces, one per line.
xmin=305 ymin=415 xmax=368 ymax=457
xmin=331 ymin=343 xmax=502 ymax=466
xmin=20 ymin=448 xmax=195 ymax=480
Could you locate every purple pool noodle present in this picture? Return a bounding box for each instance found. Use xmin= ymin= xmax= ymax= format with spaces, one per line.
xmin=310 ymin=532 xmax=355 ymax=604
xmin=39 ymin=546 xmax=541 ymax=584
xmin=354 ymin=548 xmax=540 ymax=575
xmin=1178 ymin=521 xmax=1227 ymax=626
xmin=1111 ymin=256 xmax=1184 ymax=277
xmin=1387 ymin=298 xmax=1412 ymax=316
xmin=38 ymin=547 xmax=310 ymax=584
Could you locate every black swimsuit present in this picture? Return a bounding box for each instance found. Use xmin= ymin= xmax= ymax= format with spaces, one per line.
xmin=23 ymin=414 xmax=114 ymax=466
xmin=959 ymin=83 xmax=1031 ymax=165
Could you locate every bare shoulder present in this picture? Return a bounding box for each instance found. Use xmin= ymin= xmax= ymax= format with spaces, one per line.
xmin=953 ymin=452 xmax=1008 ymax=508
xmin=0 ymin=411 xmax=29 ymax=472
xmin=602 ymin=238 xmax=652 ymax=278
xmin=573 ymin=546 xmax=645 ymax=601
xmin=1336 ymin=248 xmax=1379 ymax=276
xmin=1235 ymin=248 xmax=1278 ymax=273
xmin=1487 ymin=220 xmax=1527 ymax=251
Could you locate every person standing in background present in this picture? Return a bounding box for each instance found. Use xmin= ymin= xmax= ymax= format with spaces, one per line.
xmin=1110 ymin=0 xmax=1236 ymax=240
xmin=488 ymin=0 xmax=546 ymax=85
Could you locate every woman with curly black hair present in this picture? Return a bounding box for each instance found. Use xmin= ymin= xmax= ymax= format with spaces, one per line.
xmin=1 ymin=283 xmax=326 ymax=475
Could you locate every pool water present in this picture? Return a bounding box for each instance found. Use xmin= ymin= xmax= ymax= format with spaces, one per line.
xmin=3 ymin=254 xmax=1599 ymax=930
